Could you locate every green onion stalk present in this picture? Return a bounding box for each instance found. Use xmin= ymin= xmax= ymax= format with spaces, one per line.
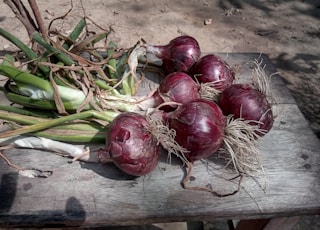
xmin=0 ymin=28 xmax=158 ymax=112
xmin=0 ymin=107 xmax=118 ymax=142
xmin=0 ymin=23 xmax=159 ymax=145
xmin=0 ymin=59 xmax=157 ymax=112
xmin=0 ymin=106 xmax=118 ymax=164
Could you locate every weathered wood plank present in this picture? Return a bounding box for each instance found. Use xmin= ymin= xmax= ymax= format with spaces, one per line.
xmin=0 ymin=53 xmax=319 ymax=227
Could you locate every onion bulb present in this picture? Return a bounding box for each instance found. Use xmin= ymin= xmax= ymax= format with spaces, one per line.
xmin=168 ymin=99 xmax=225 ymax=162
xmin=147 ymin=35 xmax=201 ymax=73
xmin=98 ymin=112 xmax=160 ymax=176
xmin=189 ymin=54 xmax=234 ymax=92
xmin=153 ymin=72 xmax=201 ymax=111
xmin=219 ymin=84 xmax=273 ymax=136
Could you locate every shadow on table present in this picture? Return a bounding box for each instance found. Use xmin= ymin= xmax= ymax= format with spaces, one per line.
xmin=0 ymin=172 xmax=17 ymax=213
xmin=78 ymin=160 xmax=138 ymax=180
xmin=78 ymin=148 xmax=184 ymax=181
xmin=0 ymin=173 xmax=86 ymax=227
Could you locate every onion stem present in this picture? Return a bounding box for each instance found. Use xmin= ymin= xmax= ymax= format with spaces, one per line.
xmin=107 ymin=41 xmax=118 ymax=79
xmin=0 ymin=65 xmax=53 ymax=92
xmin=4 ymin=91 xmax=88 ymax=111
xmin=0 ymin=110 xmax=119 ymax=139
xmin=0 ymin=105 xmax=55 ymax=118
xmin=32 ymin=128 xmax=106 ymax=143
xmin=0 ymin=28 xmax=49 ymax=73
xmin=0 ymin=110 xmax=48 ymax=124
xmin=32 ymin=32 xmax=74 ymax=66
xmin=62 ymin=17 xmax=86 ymax=50
xmin=0 ymin=109 xmax=107 ymax=143
xmin=6 ymin=122 xmax=106 ymax=143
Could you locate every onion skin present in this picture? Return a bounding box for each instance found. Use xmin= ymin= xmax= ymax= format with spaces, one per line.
xmin=148 ymin=35 xmax=201 ymax=73
xmin=99 ymin=112 xmax=160 ymax=176
xmin=219 ymin=84 xmax=273 ymax=136
xmin=189 ymin=54 xmax=234 ymax=91
xmin=153 ymin=72 xmax=201 ymax=110
xmin=168 ymin=99 xmax=225 ymax=162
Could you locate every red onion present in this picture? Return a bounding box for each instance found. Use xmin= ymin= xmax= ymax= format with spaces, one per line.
xmin=153 ymin=72 xmax=201 ymax=110
xmin=219 ymin=84 xmax=273 ymax=136
xmin=147 ymin=35 xmax=201 ymax=73
xmin=98 ymin=112 xmax=160 ymax=176
xmin=168 ymin=99 xmax=225 ymax=162
xmin=188 ymin=54 xmax=234 ymax=91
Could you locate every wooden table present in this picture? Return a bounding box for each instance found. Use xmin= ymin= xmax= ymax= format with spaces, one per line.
xmin=0 ymin=53 xmax=319 ymax=228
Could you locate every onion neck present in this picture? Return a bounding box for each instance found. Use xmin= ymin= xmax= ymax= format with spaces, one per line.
xmin=146 ymin=44 xmax=169 ymax=59
xmin=97 ymin=148 xmax=113 ymax=163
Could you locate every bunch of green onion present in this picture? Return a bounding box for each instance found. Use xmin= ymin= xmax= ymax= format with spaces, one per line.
xmin=0 ymin=18 xmax=153 ymax=144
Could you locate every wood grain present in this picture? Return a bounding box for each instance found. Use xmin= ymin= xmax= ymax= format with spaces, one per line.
xmin=0 ymin=54 xmax=319 ymax=228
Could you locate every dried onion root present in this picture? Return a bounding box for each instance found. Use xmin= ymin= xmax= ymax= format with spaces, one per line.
xmin=221 ymin=115 xmax=267 ymax=190
xmin=146 ymin=111 xmax=189 ymax=165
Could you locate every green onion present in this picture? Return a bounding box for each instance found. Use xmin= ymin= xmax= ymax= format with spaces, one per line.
xmin=0 ymin=105 xmax=56 ymax=118
xmin=0 ymin=24 xmax=154 ymax=145
xmin=32 ymin=127 xmax=106 ymax=143
xmin=32 ymin=32 xmax=74 ymax=66
xmin=62 ymin=17 xmax=86 ymax=50
xmin=2 ymin=54 xmax=15 ymax=66
xmin=0 ymin=109 xmax=119 ymax=139
xmin=0 ymin=28 xmax=50 ymax=74
xmin=0 ymin=110 xmax=107 ymax=143
xmin=4 ymin=91 xmax=85 ymax=111
xmin=107 ymin=41 xmax=118 ymax=79
xmin=0 ymin=65 xmax=53 ymax=92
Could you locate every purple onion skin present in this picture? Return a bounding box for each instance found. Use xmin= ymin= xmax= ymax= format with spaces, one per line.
xmin=188 ymin=54 xmax=234 ymax=91
xmin=153 ymin=72 xmax=201 ymax=111
xmin=99 ymin=112 xmax=160 ymax=176
xmin=152 ymin=35 xmax=201 ymax=73
xmin=219 ymin=84 xmax=273 ymax=136
xmin=168 ymin=99 xmax=225 ymax=162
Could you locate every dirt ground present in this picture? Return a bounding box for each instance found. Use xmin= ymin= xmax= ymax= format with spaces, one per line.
xmin=0 ymin=0 xmax=319 ymax=229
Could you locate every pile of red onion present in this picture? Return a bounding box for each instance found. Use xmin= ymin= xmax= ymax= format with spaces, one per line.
xmin=98 ymin=35 xmax=274 ymax=191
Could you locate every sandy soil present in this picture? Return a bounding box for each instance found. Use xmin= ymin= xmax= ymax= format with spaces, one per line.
xmin=1 ymin=0 xmax=319 ymax=136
